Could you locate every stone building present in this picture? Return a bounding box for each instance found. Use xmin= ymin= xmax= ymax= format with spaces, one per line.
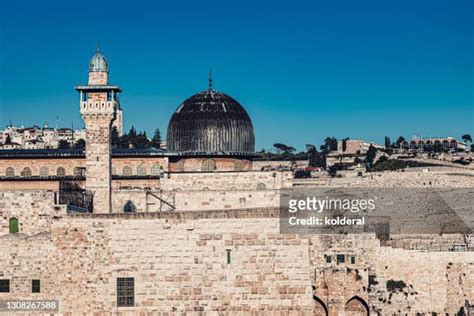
xmin=337 ymin=139 xmax=383 ymax=155
xmin=402 ymin=136 xmax=467 ymax=151
xmin=0 ymin=49 xmax=473 ymax=314
xmin=0 ymin=125 xmax=85 ymax=149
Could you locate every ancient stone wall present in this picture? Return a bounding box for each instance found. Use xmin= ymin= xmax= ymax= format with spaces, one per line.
xmin=0 ymin=191 xmax=472 ymax=314
xmin=112 ymin=188 xmax=280 ymax=213
xmin=173 ymin=189 xmax=280 ymax=211
xmin=168 ymin=157 xmax=252 ymax=172
xmin=0 ymin=190 xmax=64 ymax=236
xmin=111 ymin=157 xmax=167 ymax=176
xmin=294 ymin=169 xmax=474 ymax=188
xmin=161 ymin=170 xmax=292 ymax=191
xmin=252 ymin=159 xmax=308 ymax=170
xmin=0 ymin=156 xmax=167 ymax=177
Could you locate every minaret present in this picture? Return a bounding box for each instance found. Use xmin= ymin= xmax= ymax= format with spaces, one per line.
xmin=75 ymin=48 xmax=121 ymax=213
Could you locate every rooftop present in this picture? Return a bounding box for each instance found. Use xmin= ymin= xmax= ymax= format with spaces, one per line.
xmin=0 ymin=148 xmax=259 ymax=159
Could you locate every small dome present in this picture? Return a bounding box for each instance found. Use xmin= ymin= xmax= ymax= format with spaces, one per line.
xmin=89 ymin=49 xmax=108 ymax=72
xmin=167 ymin=89 xmax=255 ymax=153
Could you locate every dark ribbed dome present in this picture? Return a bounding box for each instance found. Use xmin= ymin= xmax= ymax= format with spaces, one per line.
xmin=167 ymin=89 xmax=255 ymax=153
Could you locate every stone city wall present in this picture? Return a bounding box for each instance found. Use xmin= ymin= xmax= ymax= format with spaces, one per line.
xmin=252 ymin=160 xmax=308 ymax=171
xmin=173 ymin=189 xmax=280 ymax=211
xmin=308 ymin=234 xmax=474 ymax=314
xmin=112 ymin=188 xmax=280 ymax=213
xmin=0 ymin=190 xmax=64 ymax=236
xmin=0 ymin=191 xmax=473 ymax=314
xmin=294 ymin=169 xmax=474 ymax=188
xmin=161 ymin=170 xmax=292 ymax=191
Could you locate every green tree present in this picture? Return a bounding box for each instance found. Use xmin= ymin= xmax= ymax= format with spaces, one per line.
xmin=150 ymin=128 xmax=162 ymax=149
xmin=74 ymin=138 xmax=86 ymax=149
xmin=365 ymin=144 xmax=377 ymax=168
xmin=306 ymin=144 xmax=326 ymax=169
xmin=273 ymin=143 xmax=295 ymax=155
xmin=462 ymin=134 xmax=472 ymax=143
xmin=306 ymin=144 xmax=317 ymax=166
xmin=111 ymin=126 xmax=120 ymax=148
xmin=129 ymin=126 xmax=137 ymax=138
xmin=273 ymin=143 xmax=288 ymax=154
xmin=342 ymin=138 xmax=348 ymax=152
xmin=58 ymin=140 xmax=70 ymax=149
xmin=384 ymin=136 xmax=391 ymax=149
xmin=396 ymin=136 xmax=406 ymax=146
xmin=133 ymin=131 xmax=150 ymax=149
xmin=323 ymin=137 xmax=338 ymax=152
xmin=119 ymin=127 xmax=138 ymax=148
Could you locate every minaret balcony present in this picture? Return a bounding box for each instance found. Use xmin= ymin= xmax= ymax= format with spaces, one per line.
xmin=80 ymin=101 xmax=116 ymax=115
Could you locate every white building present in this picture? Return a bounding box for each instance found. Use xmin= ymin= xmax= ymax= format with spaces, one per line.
xmin=0 ymin=125 xmax=86 ymax=150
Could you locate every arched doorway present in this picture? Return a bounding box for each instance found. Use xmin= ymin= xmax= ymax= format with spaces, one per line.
xmin=313 ymin=295 xmax=328 ymax=316
xmin=345 ymin=295 xmax=369 ymax=316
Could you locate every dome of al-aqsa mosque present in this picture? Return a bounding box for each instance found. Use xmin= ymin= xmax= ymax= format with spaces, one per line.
xmin=167 ymin=75 xmax=255 ymax=154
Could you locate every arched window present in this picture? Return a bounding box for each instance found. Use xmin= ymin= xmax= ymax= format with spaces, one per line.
xmin=151 ymin=164 xmax=161 ymax=175
xmin=201 ymin=159 xmax=217 ymax=172
xmin=137 ymin=165 xmax=146 ymax=176
xmin=73 ymin=167 xmax=84 ymax=177
xmin=256 ymin=183 xmax=266 ymax=190
xmin=57 ymin=167 xmax=66 ymax=176
xmin=201 ymin=187 xmax=210 ymax=191
xmin=21 ymin=167 xmax=32 ymax=177
xmin=123 ymin=166 xmax=132 ymax=176
xmin=39 ymin=166 xmax=49 ymax=176
xmin=234 ymin=160 xmax=244 ymax=171
xmin=123 ymin=201 xmax=136 ymax=213
xmin=5 ymin=167 xmax=15 ymax=177
xmin=9 ymin=218 xmax=19 ymax=234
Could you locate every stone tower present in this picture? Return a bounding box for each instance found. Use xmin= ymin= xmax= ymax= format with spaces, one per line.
xmin=75 ymin=48 xmax=122 ymax=213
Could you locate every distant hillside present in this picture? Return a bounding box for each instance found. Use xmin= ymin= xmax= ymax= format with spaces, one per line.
xmin=369 ymin=159 xmax=441 ymax=172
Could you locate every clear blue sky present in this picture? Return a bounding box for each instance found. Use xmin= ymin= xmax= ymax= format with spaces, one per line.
xmin=0 ymin=0 xmax=472 ymax=151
